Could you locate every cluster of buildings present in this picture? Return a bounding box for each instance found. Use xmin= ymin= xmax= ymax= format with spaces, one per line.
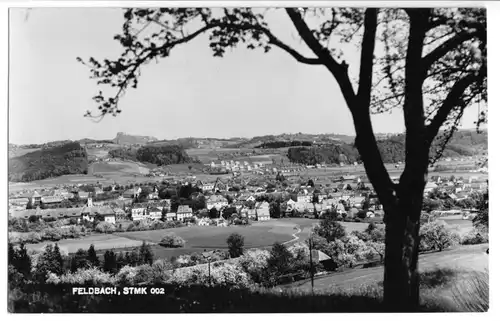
xmin=8 ymin=166 xmax=488 ymax=228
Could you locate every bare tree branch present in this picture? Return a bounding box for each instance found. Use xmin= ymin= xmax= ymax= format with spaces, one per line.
xmin=425 ymin=69 xmax=485 ymax=142
xmin=285 ymin=8 xmax=357 ymax=105
xmin=422 ymin=30 xmax=478 ymax=72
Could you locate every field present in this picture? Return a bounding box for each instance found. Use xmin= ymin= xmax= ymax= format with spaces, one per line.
xmin=24 ymin=234 xmax=146 ymax=254
xmin=8 ymin=148 xmax=41 ymax=158
xmin=90 ymin=161 xmax=150 ymax=175
xmin=116 ymin=221 xmax=297 ymax=249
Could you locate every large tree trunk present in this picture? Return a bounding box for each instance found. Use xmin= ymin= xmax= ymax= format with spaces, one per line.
xmin=382 ymin=184 xmax=425 ymax=311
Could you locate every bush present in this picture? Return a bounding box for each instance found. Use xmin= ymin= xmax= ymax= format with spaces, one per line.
xmin=238 ymin=249 xmax=270 ymax=284
xmin=95 ymin=222 xmax=116 ymax=234
xmin=47 ymin=267 xmax=116 ymax=285
xmin=357 ymin=211 xmax=367 ymax=219
xmin=26 ymin=232 xmax=43 ymax=244
xmin=324 ymin=234 xmax=371 ymax=269
xmin=460 ymin=228 xmax=488 ymax=245
xmin=159 ymin=233 xmax=186 ymax=248
xmin=420 ymin=221 xmax=460 ymax=252
xmin=43 ymin=228 xmax=63 ymax=241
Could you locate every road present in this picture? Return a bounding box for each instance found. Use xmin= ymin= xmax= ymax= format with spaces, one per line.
xmin=283 ymin=244 xmax=488 ymax=291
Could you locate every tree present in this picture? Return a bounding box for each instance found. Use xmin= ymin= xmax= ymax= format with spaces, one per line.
xmin=313 ymin=215 xmax=347 ymax=242
xmin=472 ymin=190 xmax=488 ymax=232
xmin=138 ymin=241 xmax=154 ymax=265
xmin=26 ymin=198 xmax=33 ymax=210
xmin=226 ymin=233 xmax=245 ymax=258
xmin=159 ymin=232 xmax=185 ymax=248
xmin=209 ymin=207 xmax=219 ymax=219
xmin=307 ymin=179 xmax=315 ymax=187
xmin=79 ymin=7 xmax=486 ymax=310
xmin=269 ymin=201 xmax=281 ymax=219
xmin=422 ymin=197 xmax=442 ymax=213
xmin=71 ymin=248 xmax=91 ymax=272
xmin=87 ymin=244 xmax=100 ymax=267
xmin=312 ymin=194 xmax=319 ymax=204
xmin=12 ymin=243 xmax=32 ymax=278
xmin=265 ymin=242 xmax=294 ymax=286
xmin=419 ymin=221 xmax=460 ymax=252
xmin=222 ymin=207 xmax=237 ymax=220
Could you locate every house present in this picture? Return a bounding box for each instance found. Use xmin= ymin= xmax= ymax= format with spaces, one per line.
xmin=41 ymin=196 xmax=64 ymax=207
xmin=113 ymin=208 xmax=127 ymax=220
xmin=9 ymin=198 xmax=29 ymax=210
xmin=255 ymin=201 xmax=271 ymax=221
xmin=78 ymin=191 xmax=90 ymax=200
xmin=246 ymin=208 xmax=258 ymax=220
xmin=177 ymin=205 xmax=193 ymax=221
xmin=148 ymin=186 xmax=159 ymax=200
xmin=122 ymin=189 xmax=136 ymax=199
xmin=425 ymin=182 xmax=438 ymax=193
xmin=148 ymin=206 xmax=163 ymax=220
xmin=197 ymin=217 xmax=210 ymax=226
xmin=131 ymin=203 xmax=148 ymax=221
xmin=31 ymin=191 xmax=42 ymax=206
xmin=97 ymin=206 xmax=117 ymax=224
xmin=297 ymin=190 xmax=312 ymax=203
xmin=202 ymin=183 xmax=215 ymax=192
xmin=82 ymin=206 xmax=116 ymax=224
xmin=286 ymin=199 xmax=296 ymax=211
xmin=206 ymin=195 xmax=229 ymax=210
xmin=165 ymin=213 xmax=177 ymax=221
xmin=133 ymin=187 xmax=142 ymax=198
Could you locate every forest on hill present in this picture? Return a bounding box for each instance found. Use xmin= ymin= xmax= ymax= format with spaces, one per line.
xmin=109 ymin=145 xmax=197 ymax=166
xmin=287 ymin=130 xmax=487 ymax=165
xmin=8 ymin=142 xmax=88 ymax=182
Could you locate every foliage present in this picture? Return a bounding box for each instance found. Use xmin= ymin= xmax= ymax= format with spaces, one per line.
xmin=87 ymin=244 xmax=100 ymax=267
xmin=95 ymin=221 xmax=116 ymax=234
xmin=9 ymin=243 xmax=32 ymax=278
xmin=287 ymin=144 xmax=360 ymax=165
xmin=460 ymin=228 xmax=488 ymax=245
xmin=237 ymin=249 xmax=271 ymax=284
xmin=47 ymin=267 xmax=116 ymax=285
xmin=227 ymin=233 xmax=245 ymax=258
xmin=103 ymin=250 xmax=118 ymax=274
xmin=138 ymin=241 xmax=154 ymax=265
xmin=8 ymin=142 xmax=88 ymax=182
xmin=324 ymin=234 xmax=371 ymax=269
xmin=70 ymin=249 xmax=91 ymax=272
xmin=264 ymin=242 xmax=295 ymax=286
xmin=257 ymin=140 xmax=313 ymax=148
xmin=159 ymin=232 xmax=186 ymax=248
xmin=34 ymin=244 xmax=64 ymax=281
xmin=419 ymin=222 xmax=461 ymax=252
xmin=313 ymin=215 xmax=347 ymax=242
xmin=136 ymin=145 xmax=196 ymax=166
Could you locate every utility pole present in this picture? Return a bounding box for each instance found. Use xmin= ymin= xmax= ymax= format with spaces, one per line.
xmin=309 ymin=235 xmax=314 ymax=293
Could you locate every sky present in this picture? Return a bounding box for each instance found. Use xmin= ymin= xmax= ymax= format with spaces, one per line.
xmin=8 ymin=7 xmax=484 ymax=145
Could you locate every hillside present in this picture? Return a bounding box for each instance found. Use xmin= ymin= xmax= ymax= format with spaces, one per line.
xmin=113 ymin=132 xmax=158 ymax=145
xmin=108 ymin=144 xmax=197 ymax=166
xmin=286 ymin=130 xmax=487 ymax=165
xmin=8 ymin=142 xmax=88 ymax=182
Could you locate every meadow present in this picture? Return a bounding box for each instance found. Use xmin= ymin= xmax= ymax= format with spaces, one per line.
xmin=116 ymin=222 xmax=297 ymax=249
xmin=24 ymin=234 xmax=146 ymax=253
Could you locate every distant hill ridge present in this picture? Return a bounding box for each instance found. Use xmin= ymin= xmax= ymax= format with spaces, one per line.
xmin=113 ymin=132 xmax=158 ymax=145
xmin=8 ymin=142 xmax=88 ymax=182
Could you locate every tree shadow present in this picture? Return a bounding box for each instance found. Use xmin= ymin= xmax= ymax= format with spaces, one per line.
xmin=9 ymin=282 xmax=450 ymax=313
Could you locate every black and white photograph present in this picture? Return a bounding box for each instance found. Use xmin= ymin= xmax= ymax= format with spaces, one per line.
xmin=5 ymin=1 xmax=491 ymax=313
